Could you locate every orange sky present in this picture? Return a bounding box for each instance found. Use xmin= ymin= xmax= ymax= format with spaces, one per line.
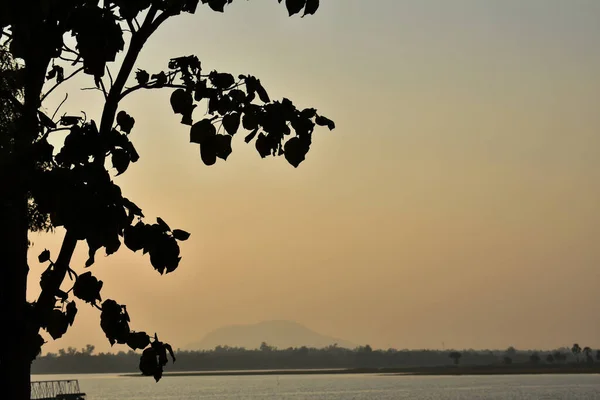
xmin=30 ymin=0 xmax=600 ymax=353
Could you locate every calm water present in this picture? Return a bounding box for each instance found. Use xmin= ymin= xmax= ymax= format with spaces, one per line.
xmin=32 ymin=373 xmax=600 ymax=399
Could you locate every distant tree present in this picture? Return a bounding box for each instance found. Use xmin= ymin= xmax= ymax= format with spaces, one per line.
xmin=572 ymin=343 xmax=582 ymax=363
xmin=553 ymin=351 xmax=566 ymax=363
xmin=359 ymin=344 xmax=373 ymax=353
xmin=505 ymin=346 xmax=517 ymax=357
xmin=546 ymin=354 xmax=555 ymax=363
xmin=449 ymin=351 xmax=462 ymax=365
xmin=596 ymin=350 xmax=600 ymax=362
xmin=529 ymin=353 xmax=540 ymax=364
xmin=583 ymin=347 xmax=593 ymax=364
xmin=81 ymin=344 xmax=95 ymax=356
xmin=503 ymin=356 xmax=513 ymax=365
xmin=260 ymin=342 xmax=275 ymax=352
xmin=0 ymin=1 xmax=335 ymax=399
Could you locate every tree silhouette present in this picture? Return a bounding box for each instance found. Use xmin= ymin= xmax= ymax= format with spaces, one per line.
xmin=582 ymin=346 xmax=593 ymax=364
xmin=571 ymin=343 xmax=582 ymax=363
xmin=448 ymin=351 xmax=461 ymax=365
xmin=0 ymin=1 xmax=334 ymax=399
xmin=552 ymin=350 xmax=566 ymax=363
xmin=0 ymin=46 xmax=53 ymax=233
xmin=545 ymin=354 xmax=555 ymax=363
xmin=529 ymin=352 xmax=540 ymax=364
xmin=596 ymin=350 xmax=600 ymax=363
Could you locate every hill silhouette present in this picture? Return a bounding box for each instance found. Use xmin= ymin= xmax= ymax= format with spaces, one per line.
xmin=185 ymin=321 xmax=355 ymax=350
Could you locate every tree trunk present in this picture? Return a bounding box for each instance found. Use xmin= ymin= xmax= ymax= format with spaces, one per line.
xmin=0 ymin=182 xmax=31 ymax=400
xmin=0 ymin=48 xmax=50 ymax=399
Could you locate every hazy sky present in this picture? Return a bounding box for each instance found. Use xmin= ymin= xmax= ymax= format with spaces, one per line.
xmin=32 ymin=0 xmax=600 ymax=353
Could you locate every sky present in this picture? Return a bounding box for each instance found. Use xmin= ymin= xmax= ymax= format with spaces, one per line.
xmin=30 ymin=0 xmax=600 ymax=353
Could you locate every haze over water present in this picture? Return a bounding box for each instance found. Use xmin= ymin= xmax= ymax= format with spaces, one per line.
xmin=31 ymin=0 xmax=600 ymax=354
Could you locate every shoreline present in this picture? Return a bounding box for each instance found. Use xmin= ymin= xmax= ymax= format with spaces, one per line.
xmin=119 ymin=365 xmax=600 ymax=378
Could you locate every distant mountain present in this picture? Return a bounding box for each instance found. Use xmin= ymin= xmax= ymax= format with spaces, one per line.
xmin=186 ymin=320 xmax=356 ymax=350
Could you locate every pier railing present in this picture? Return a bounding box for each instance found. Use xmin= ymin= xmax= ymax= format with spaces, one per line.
xmin=31 ymin=379 xmax=86 ymax=400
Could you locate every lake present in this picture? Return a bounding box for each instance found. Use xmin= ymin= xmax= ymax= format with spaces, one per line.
xmin=32 ymin=373 xmax=600 ymax=399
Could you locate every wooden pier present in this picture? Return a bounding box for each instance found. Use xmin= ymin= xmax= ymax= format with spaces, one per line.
xmin=31 ymin=380 xmax=86 ymax=400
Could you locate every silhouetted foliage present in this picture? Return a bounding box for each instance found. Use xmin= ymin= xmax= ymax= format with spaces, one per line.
xmin=448 ymin=351 xmax=461 ymax=365
xmin=583 ymin=346 xmax=593 ymax=364
xmin=0 ymin=1 xmax=333 ymax=398
xmin=529 ymin=353 xmax=540 ymax=364
xmin=572 ymin=343 xmax=582 ymax=363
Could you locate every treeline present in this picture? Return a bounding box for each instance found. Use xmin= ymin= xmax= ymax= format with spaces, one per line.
xmin=32 ymin=343 xmax=600 ymax=375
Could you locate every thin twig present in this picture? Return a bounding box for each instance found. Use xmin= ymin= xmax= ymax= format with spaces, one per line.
xmin=62 ymin=44 xmax=79 ymax=56
xmin=39 ymin=127 xmax=71 ymax=142
xmin=58 ymin=55 xmax=78 ymax=63
xmin=106 ymin=66 xmax=114 ymax=88
xmin=127 ymin=19 xmax=137 ymax=34
xmin=41 ymin=66 xmax=84 ymax=102
xmin=51 ymin=93 xmax=68 ymax=120
xmin=81 ymin=87 xmax=104 ymax=92
xmin=119 ymin=82 xmax=187 ymax=100
xmin=99 ymin=78 xmax=108 ymax=99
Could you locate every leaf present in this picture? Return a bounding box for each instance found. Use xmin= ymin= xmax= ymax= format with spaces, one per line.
xmin=285 ymin=0 xmax=306 ymax=16
xmin=116 ymin=111 xmax=135 ymax=133
xmin=222 ymin=112 xmax=241 ymax=135
xmin=127 ymin=331 xmax=151 ymax=350
xmin=194 ymin=79 xmax=208 ymax=101
xmin=151 ymin=71 xmax=167 ymax=87
xmin=206 ymin=0 xmax=227 ymax=13
xmin=315 ymin=115 xmax=335 ymax=130
xmin=255 ymin=81 xmax=270 ymax=103
xmin=38 ymin=111 xmax=57 ymax=130
xmin=214 ymin=134 xmax=232 ymax=160
xmin=46 ymin=65 xmax=64 ymax=83
xmin=38 ymin=249 xmax=51 ymax=263
xmin=255 ymin=133 xmax=271 ymax=158
xmin=45 ymin=310 xmax=69 ymax=340
xmin=200 ymin=140 xmax=217 ymax=166
xmin=242 ymin=113 xmax=258 ymax=130
xmin=170 ymin=89 xmax=193 ymax=114
xmin=284 ymin=136 xmax=310 ymax=167
xmin=165 ymin=343 xmax=176 ymax=363
xmin=303 ymin=0 xmax=319 ymax=16
xmin=101 ymin=299 xmax=131 ymax=345
xmin=156 ymin=217 xmax=171 ymax=232
xmin=244 ymin=128 xmax=258 ymax=144
xmin=73 ymin=272 xmax=103 ymax=304
xmin=59 ymin=115 xmax=82 ymax=126
xmin=66 ymin=301 xmax=78 ymax=326
xmin=190 ymin=119 xmax=216 ymax=144
xmin=124 ymin=223 xmax=146 ymax=252
xmin=111 ymin=149 xmax=131 ymax=175
xmin=209 ymin=71 xmax=235 ymax=89
xmin=105 ymin=236 xmax=121 ymax=256
xmin=139 ymin=347 xmax=161 ymax=381
xmin=135 ymin=69 xmax=149 ymax=85
xmin=172 ymin=229 xmax=191 ymax=241
xmin=301 ymin=108 xmax=317 ymax=119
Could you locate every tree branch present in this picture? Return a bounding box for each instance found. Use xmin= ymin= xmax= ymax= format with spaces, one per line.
xmin=120 ymin=83 xmax=187 ymax=100
xmin=37 ymin=6 xmax=176 ymax=339
xmin=41 ymin=67 xmax=84 ymax=102
xmin=106 ymin=66 xmax=114 ymax=88
xmin=51 ymin=93 xmax=69 ymax=120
